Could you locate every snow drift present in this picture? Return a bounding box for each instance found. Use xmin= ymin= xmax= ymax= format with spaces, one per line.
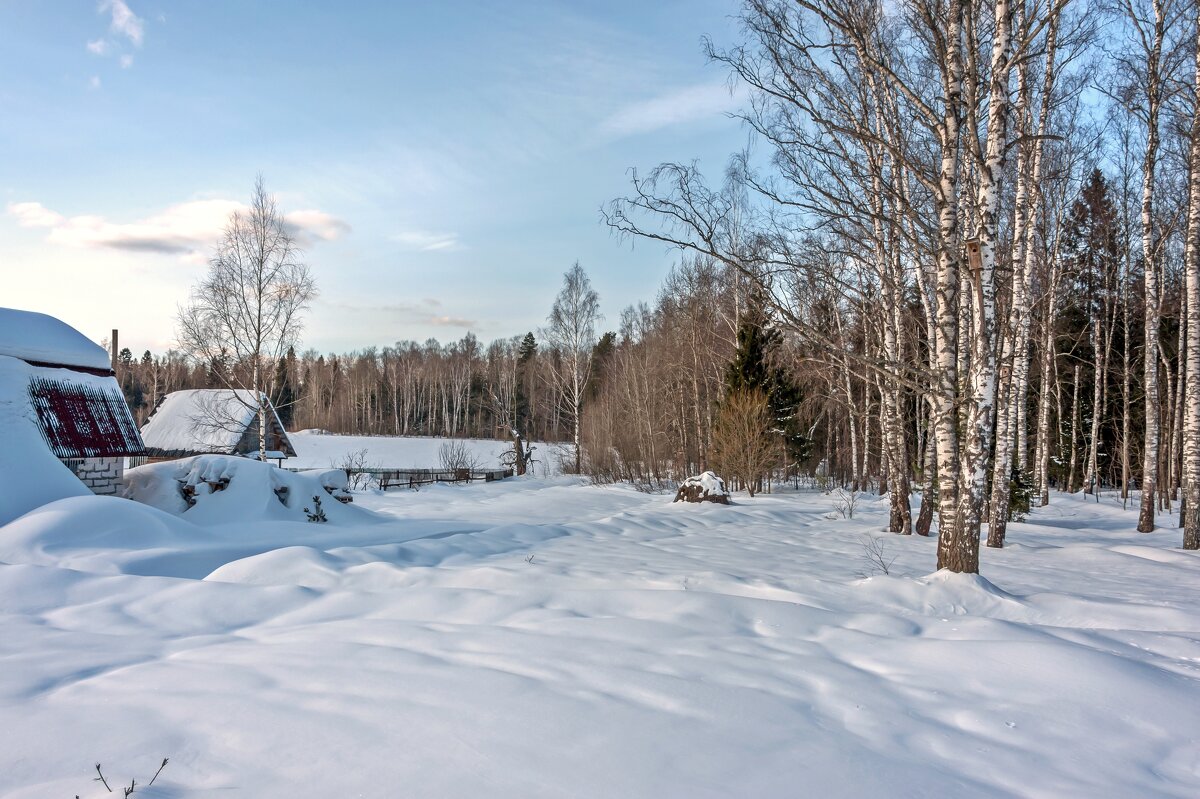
xmin=124 ymin=455 xmax=366 ymax=525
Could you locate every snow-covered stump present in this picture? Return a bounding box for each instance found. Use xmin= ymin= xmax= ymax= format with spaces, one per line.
xmin=673 ymin=471 xmax=731 ymax=505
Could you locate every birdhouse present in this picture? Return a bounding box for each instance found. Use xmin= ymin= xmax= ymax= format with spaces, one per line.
xmin=965 ymin=238 xmax=983 ymax=273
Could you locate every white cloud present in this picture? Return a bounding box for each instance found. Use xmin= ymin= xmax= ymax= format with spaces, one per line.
xmin=285 ymin=209 xmax=351 ymax=243
xmin=7 ymin=197 xmax=349 ymax=259
xmin=119 ymin=54 xmax=134 ymax=69
xmin=428 ymin=315 xmax=475 ymax=327
xmin=89 ymin=75 xmax=102 ymax=90
xmin=599 ymin=82 xmax=739 ymax=138
xmin=329 ymin=299 xmax=476 ymax=330
xmin=7 ymin=202 xmax=65 ymax=228
xmin=391 ymin=230 xmax=460 ymax=252
xmin=102 ymin=0 xmax=144 ymax=47
xmin=86 ymin=38 xmax=110 ymax=56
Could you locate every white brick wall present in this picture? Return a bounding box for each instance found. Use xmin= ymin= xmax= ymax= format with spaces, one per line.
xmin=63 ymin=457 xmax=124 ymax=496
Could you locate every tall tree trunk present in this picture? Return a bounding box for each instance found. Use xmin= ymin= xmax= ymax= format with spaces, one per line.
xmin=1137 ymin=0 xmax=1166 ymax=533
xmin=935 ymin=0 xmax=969 ymax=572
xmin=1184 ymin=13 xmax=1200 ymax=550
xmin=1067 ymin=364 xmax=1081 ymax=493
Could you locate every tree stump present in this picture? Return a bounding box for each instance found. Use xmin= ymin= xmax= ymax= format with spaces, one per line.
xmin=673 ymin=471 xmax=731 ymax=504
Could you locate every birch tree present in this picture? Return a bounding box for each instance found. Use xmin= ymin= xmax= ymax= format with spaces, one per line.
xmin=544 ymin=262 xmax=601 ymax=473
xmin=177 ymin=176 xmax=317 ymax=460
xmin=1182 ymin=8 xmax=1200 ymax=549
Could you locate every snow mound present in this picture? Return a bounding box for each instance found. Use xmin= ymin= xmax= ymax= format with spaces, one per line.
xmin=0 ymin=356 xmax=91 ymax=526
xmin=125 ymin=455 xmax=371 ymax=525
xmin=854 ymin=569 xmax=1022 ymax=617
xmin=0 ymin=494 xmax=205 ymax=572
xmin=673 ymin=471 xmax=730 ymax=504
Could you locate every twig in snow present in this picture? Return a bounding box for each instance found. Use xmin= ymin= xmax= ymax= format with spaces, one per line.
xmin=95 ymin=763 xmax=112 ymax=792
xmin=148 ymin=758 xmax=169 ymax=787
xmin=860 ymin=535 xmax=897 ymax=576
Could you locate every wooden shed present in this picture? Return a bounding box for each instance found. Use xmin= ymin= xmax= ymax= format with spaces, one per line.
xmin=139 ymin=389 xmax=296 ymax=464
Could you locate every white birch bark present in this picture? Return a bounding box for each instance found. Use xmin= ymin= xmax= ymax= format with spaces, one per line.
xmin=1184 ymin=11 xmax=1200 ymax=550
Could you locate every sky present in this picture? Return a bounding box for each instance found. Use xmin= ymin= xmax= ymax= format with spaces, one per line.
xmin=0 ymin=0 xmax=751 ymax=355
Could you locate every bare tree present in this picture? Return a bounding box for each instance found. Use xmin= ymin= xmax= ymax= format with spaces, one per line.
xmin=544 ymin=262 xmax=600 ymax=473
xmin=177 ymin=176 xmax=317 ymax=460
xmin=711 ymin=388 xmax=777 ymax=497
xmin=1110 ymin=0 xmax=1187 ymax=531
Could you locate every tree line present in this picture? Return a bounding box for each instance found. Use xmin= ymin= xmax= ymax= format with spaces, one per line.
xmin=602 ymin=0 xmax=1200 ymax=568
xmin=116 ymin=0 xmax=1200 ymax=574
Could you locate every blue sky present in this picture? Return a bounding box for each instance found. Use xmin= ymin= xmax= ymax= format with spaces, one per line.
xmin=0 ymin=0 xmax=749 ymax=354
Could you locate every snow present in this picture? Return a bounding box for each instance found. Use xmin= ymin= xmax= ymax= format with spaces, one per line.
xmin=124 ymin=455 xmax=367 ymax=526
xmin=288 ymin=430 xmax=563 ymax=473
xmin=679 ymin=470 xmax=729 ymax=498
xmin=0 ymin=306 xmax=112 ymax=371
xmin=0 ymin=479 xmax=1199 ymax=796
xmin=140 ymin=389 xmax=280 ymax=454
xmin=0 ymin=355 xmax=91 ymax=526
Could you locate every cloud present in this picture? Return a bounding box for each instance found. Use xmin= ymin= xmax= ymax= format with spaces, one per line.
xmin=428 ymin=316 xmax=476 ymax=327
xmin=329 ymin=299 xmax=476 ymax=331
xmin=8 ymin=202 xmax=65 ymax=228
xmin=119 ymin=54 xmax=134 ymax=69
xmin=102 ymin=0 xmax=144 ymax=47
xmin=7 ymin=197 xmax=349 ymax=259
xmin=285 ymin=209 xmax=351 ymax=243
xmin=391 ymin=230 xmax=460 ymax=251
xmin=89 ymin=75 xmax=102 ymax=89
xmin=86 ymin=38 xmax=110 ymax=55
xmin=599 ymin=82 xmax=739 ymax=138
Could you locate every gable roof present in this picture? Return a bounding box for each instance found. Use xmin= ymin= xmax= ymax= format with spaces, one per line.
xmin=28 ymin=373 xmax=146 ymax=459
xmin=140 ymin=389 xmax=295 ymax=456
xmin=0 ymin=307 xmax=112 ymax=373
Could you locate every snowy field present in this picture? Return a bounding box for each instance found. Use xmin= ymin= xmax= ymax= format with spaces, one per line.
xmin=1 ymin=470 xmax=1199 ymax=797
xmin=288 ymin=430 xmax=565 ymax=475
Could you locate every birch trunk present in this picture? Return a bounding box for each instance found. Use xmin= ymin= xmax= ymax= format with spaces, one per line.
xmin=956 ymin=0 xmax=1013 ymax=567
xmin=934 ymin=0 xmax=968 ymax=571
xmin=1137 ymin=0 xmax=1166 ymax=533
xmin=1184 ymin=13 xmax=1200 ymax=550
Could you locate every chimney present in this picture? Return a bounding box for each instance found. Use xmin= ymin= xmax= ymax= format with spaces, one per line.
xmin=111 ymin=329 xmax=119 ymax=372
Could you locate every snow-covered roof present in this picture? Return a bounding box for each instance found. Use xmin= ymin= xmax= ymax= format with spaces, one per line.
xmin=0 ymin=307 xmax=111 ymax=372
xmin=140 ymin=389 xmax=292 ymax=456
xmin=28 ymin=372 xmax=145 ymax=459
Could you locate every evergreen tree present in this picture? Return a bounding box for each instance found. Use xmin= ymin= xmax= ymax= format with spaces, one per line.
xmin=722 ymin=299 xmax=807 ymax=470
xmin=272 ymin=347 xmax=297 ymax=429
xmin=586 ymin=331 xmax=617 ymax=400
xmin=516 ymin=332 xmax=537 ymax=434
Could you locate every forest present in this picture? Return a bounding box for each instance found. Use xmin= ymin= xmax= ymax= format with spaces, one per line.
xmin=111 ymin=0 xmax=1200 ymax=574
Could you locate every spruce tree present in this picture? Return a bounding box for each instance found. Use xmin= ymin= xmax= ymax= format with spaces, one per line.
xmin=586 ymin=332 xmax=617 ymax=400
xmin=273 ymin=349 xmax=297 ymax=429
xmin=516 ymin=332 xmax=537 ymax=434
xmin=722 ymin=299 xmax=807 ymax=471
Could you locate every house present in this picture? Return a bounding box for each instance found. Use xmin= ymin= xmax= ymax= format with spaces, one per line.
xmin=139 ymin=389 xmax=296 ymax=464
xmin=0 ymin=307 xmax=145 ymax=498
